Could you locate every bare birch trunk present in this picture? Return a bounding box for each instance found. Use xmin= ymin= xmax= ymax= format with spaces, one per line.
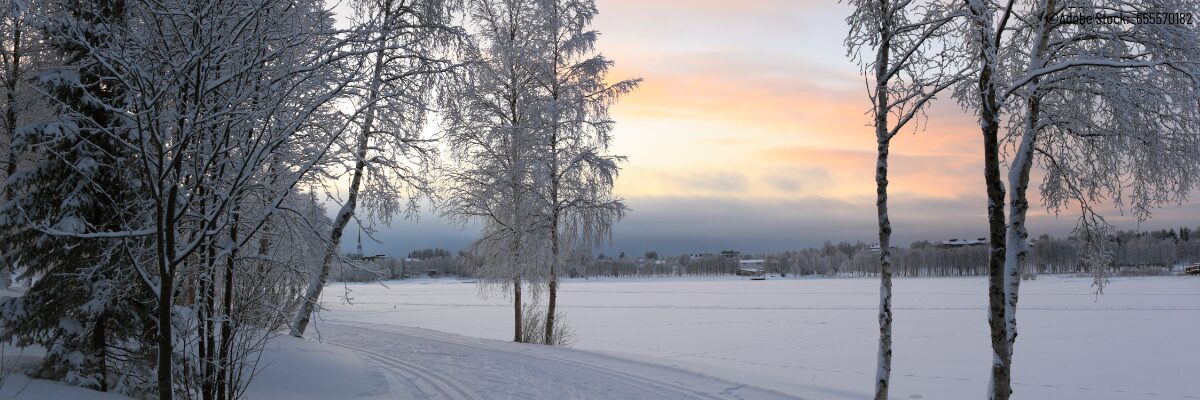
xmin=983 ymin=96 xmax=1010 ymax=400
xmin=290 ymin=4 xmax=392 ymax=338
xmin=513 ymin=276 xmax=523 ymax=342
xmin=1000 ymin=0 xmax=1053 ymax=388
xmin=544 ymin=213 xmax=558 ymax=345
xmin=1003 ymin=120 xmax=1035 ymax=365
xmin=544 ymin=68 xmax=561 ymax=345
xmin=964 ymin=1 xmax=1013 ymax=398
xmin=290 ymin=160 xmax=363 ymax=337
xmin=874 ymin=136 xmax=894 ymax=400
xmin=871 ymin=7 xmax=894 ymax=396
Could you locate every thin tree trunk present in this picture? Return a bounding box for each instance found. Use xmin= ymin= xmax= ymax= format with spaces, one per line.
xmin=193 ymin=183 xmax=218 ymax=400
xmin=291 ymin=222 xmax=344 ymax=337
xmin=874 ymin=137 xmax=894 ymax=400
xmin=157 ymin=189 xmax=179 ymax=400
xmin=196 ymin=258 xmax=210 ymax=400
xmin=543 ymin=0 xmax=564 ymax=347
xmin=1 ymin=6 xmax=22 ymax=291
xmin=984 ymin=116 xmax=1009 ymax=400
xmin=203 ymin=248 xmax=216 ymax=400
xmin=217 ymin=210 xmax=239 ymax=400
xmin=290 ymin=7 xmax=391 ymax=337
xmin=981 ymin=54 xmax=1012 ymax=400
xmin=872 ymin=2 xmax=893 ymax=397
xmin=544 ymin=220 xmax=558 ymax=345
xmin=1002 ymin=0 xmax=1053 ymax=383
xmin=544 ymin=107 xmax=561 ymax=345
xmin=508 ymin=186 xmax=524 ymax=344
xmin=257 ymin=157 xmax=278 ymax=276
xmin=965 ymin=0 xmax=1012 ymax=397
xmin=2 ymin=9 xmax=20 ymax=198
xmin=505 ymin=17 xmax=526 ymax=344
xmin=1003 ymin=116 xmax=1036 ymax=361
xmin=513 ymin=276 xmax=523 ymax=342
xmin=91 ymin=312 xmax=108 ymax=392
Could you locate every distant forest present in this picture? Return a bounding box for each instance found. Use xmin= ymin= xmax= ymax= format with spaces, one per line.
xmin=341 ymin=226 xmax=1200 ymax=280
xmin=581 ymin=227 xmax=1200 ymax=278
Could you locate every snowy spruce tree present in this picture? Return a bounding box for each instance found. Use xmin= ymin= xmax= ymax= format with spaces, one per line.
xmin=0 ymin=0 xmax=156 ymax=393
xmin=1 ymin=0 xmax=54 ymax=290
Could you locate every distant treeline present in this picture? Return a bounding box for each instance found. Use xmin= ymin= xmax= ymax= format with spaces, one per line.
xmin=568 ymin=227 xmax=1200 ymax=278
xmin=333 ymin=228 xmax=1200 ymax=280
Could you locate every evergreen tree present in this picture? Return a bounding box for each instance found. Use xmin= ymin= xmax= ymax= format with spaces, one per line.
xmin=0 ymin=0 xmax=154 ymax=392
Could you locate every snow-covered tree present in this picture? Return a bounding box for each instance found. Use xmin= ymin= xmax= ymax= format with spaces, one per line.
xmin=845 ymin=0 xmax=968 ymax=396
xmin=0 ymin=0 xmax=153 ymax=392
xmin=441 ymin=0 xmax=547 ymax=343
xmin=531 ymin=0 xmax=636 ymax=346
xmin=2 ymin=0 xmax=367 ymax=398
xmin=955 ymin=0 xmax=1200 ymax=397
xmin=290 ymin=0 xmax=461 ymax=339
xmin=0 ymin=0 xmax=54 ymax=288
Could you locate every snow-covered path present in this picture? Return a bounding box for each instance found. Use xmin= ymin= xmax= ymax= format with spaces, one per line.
xmin=319 ymin=321 xmax=800 ymax=400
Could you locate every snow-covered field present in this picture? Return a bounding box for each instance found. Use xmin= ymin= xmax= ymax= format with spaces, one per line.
xmin=313 ymin=275 xmax=1200 ymax=400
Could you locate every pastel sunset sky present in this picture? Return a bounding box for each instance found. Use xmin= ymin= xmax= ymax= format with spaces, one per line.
xmin=348 ymin=0 xmax=1200 ymax=256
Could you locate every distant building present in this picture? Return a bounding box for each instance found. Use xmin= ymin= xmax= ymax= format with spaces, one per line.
xmin=737 ymin=259 xmax=765 ymax=276
xmin=940 ymin=237 xmax=988 ymax=247
xmin=720 ymin=250 xmax=742 ymax=259
xmin=401 ymin=258 xmax=421 ymax=279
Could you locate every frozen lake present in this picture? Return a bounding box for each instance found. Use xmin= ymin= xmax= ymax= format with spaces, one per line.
xmin=318 ymin=275 xmax=1200 ymax=400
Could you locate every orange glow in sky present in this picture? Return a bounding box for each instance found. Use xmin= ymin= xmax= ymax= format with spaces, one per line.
xmin=595 ymin=0 xmax=982 ymax=202
xmin=347 ymin=0 xmax=1200 ymax=255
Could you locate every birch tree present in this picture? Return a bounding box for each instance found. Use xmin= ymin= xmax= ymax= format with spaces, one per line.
xmin=441 ymin=0 xmax=546 ymax=343
xmin=1005 ymin=1 xmax=1200 ymax=395
xmin=290 ymin=0 xmax=460 ymax=338
xmin=956 ymin=0 xmax=1200 ymax=397
xmin=845 ymin=0 xmax=968 ymax=396
xmin=533 ymin=0 xmax=637 ymax=345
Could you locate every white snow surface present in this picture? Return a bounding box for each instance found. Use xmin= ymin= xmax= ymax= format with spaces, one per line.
xmin=0 ymin=374 xmax=132 ymax=400
xmin=4 ymin=276 xmax=1195 ymax=399
xmin=271 ymin=322 xmax=797 ymax=400
xmin=302 ymin=275 xmax=1200 ymax=400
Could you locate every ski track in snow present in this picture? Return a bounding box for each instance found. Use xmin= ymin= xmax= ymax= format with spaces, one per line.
xmin=321 ymin=321 xmax=800 ymax=400
xmin=334 ymin=342 xmax=478 ymax=400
